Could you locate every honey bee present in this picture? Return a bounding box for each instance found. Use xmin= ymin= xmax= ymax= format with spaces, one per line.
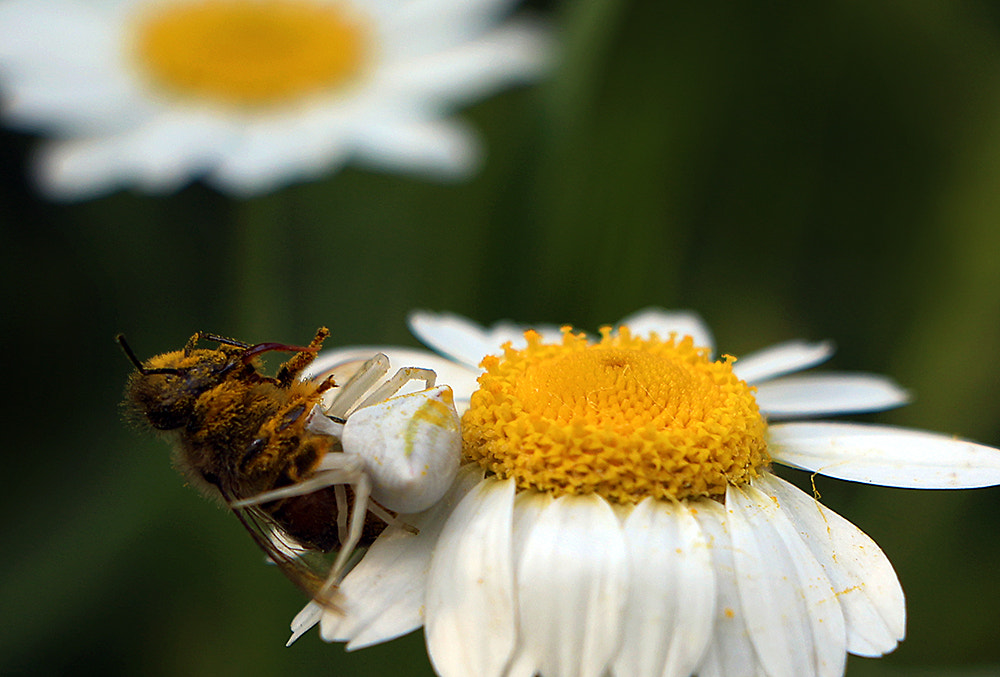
xmin=119 ymin=327 xmax=461 ymax=605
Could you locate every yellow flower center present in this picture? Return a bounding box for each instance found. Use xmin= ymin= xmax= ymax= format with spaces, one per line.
xmin=462 ymin=327 xmax=769 ymax=502
xmin=132 ymin=0 xmax=369 ymax=107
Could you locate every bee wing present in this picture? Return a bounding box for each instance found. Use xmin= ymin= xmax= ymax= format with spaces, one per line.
xmin=227 ymin=498 xmax=342 ymax=611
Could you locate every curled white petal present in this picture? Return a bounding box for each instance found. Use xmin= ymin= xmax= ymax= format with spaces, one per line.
xmin=727 ymin=483 xmax=847 ymax=677
xmin=755 ymin=373 xmax=910 ymax=419
xmin=754 ymin=474 xmax=905 ymax=656
xmin=770 ymin=422 xmax=1000 ymax=488
xmin=341 ymin=385 xmax=461 ymax=513
xmin=733 ymin=340 xmax=836 ymax=384
xmin=426 ymin=478 xmax=516 ymax=677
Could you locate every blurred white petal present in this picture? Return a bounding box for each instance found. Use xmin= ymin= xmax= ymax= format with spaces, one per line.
xmin=352 ymin=118 xmax=480 ymax=178
xmin=379 ymin=21 xmax=551 ymax=104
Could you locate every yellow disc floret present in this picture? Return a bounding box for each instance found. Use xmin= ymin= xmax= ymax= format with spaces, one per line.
xmin=133 ymin=0 xmax=368 ymax=106
xmin=462 ymin=326 xmax=769 ymax=502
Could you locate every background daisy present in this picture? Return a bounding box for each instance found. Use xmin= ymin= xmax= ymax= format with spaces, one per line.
xmin=0 ymin=0 xmax=549 ymax=198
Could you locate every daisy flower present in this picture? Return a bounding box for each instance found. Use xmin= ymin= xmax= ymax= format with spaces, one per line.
xmin=290 ymin=308 xmax=1000 ymax=677
xmin=0 ymin=0 xmax=548 ymax=199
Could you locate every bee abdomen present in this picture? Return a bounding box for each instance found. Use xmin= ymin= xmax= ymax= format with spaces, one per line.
xmin=267 ymin=487 xmax=386 ymax=553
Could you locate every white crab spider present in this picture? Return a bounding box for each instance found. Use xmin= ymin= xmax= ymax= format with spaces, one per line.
xmin=232 ymin=352 xmax=461 ymax=595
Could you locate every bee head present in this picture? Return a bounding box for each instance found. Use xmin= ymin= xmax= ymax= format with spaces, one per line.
xmin=117 ymin=334 xmax=240 ymax=430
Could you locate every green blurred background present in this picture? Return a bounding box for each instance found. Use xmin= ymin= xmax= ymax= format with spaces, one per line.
xmin=3 ymin=1 xmax=1000 ymax=675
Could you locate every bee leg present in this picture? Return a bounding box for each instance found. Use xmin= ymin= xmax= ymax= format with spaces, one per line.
xmin=276 ymin=327 xmax=330 ymax=386
xmin=183 ymin=333 xmax=202 ymax=355
xmin=311 ymin=374 xmax=338 ymax=402
xmin=354 ymin=367 xmax=437 ymax=410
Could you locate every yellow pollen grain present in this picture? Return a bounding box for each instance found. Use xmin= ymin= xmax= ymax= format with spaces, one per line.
xmin=461 ymin=326 xmax=769 ymax=502
xmin=133 ymin=0 xmax=368 ymax=106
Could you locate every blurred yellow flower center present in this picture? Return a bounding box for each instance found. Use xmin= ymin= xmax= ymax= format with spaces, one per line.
xmin=133 ymin=0 xmax=368 ymax=106
xmin=462 ymin=327 xmax=769 ymax=502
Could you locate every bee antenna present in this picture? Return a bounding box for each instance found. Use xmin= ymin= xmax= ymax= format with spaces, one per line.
xmin=199 ymin=333 xmax=251 ymax=349
xmin=116 ymin=334 xmax=181 ymax=376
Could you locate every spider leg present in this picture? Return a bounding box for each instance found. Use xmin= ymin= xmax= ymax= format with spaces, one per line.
xmin=367 ymin=500 xmax=419 ymax=535
xmin=228 ymin=464 xmax=361 ymax=507
xmin=334 ymin=483 xmax=349 ymax=547
xmin=356 ymin=367 xmax=437 ymax=410
xmin=321 ymin=472 xmax=372 ymax=597
xmin=326 ymin=354 xmax=390 ymax=419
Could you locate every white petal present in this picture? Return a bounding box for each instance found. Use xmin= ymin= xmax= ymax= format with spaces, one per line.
xmin=288 ymin=600 xmax=324 ymax=646
xmin=408 ymin=310 xmax=562 ymax=369
xmin=377 ymin=0 xmax=523 ymax=60
xmin=769 ymin=422 xmax=1000 ymax=488
xmin=727 ymin=484 xmax=846 ymax=677
xmin=754 ymin=373 xmax=910 ymax=419
xmin=352 ymin=117 xmax=480 ymax=179
xmin=617 ymin=307 xmax=715 ymax=352
xmin=692 ymin=500 xmax=765 ymax=677
xmin=0 ymin=0 xmax=131 ymax=134
xmin=408 ymin=310 xmax=509 ymax=368
xmin=612 ymin=499 xmax=715 ymax=677
xmin=514 ymin=493 xmax=628 ymax=677
xmin=33 ymin=111 xmax=234 ymax=199
xmin=425 ymin=478 xmax=516 ymax=677
xmin=754 ymin=474 xmax=905 ymax=656
xmin=377 ymin=21 xmax=551 ymax=105
xmin=307 ymin=346 xmax=482 ymax=409
xmin=501 ymin=489 xmax=554 ymax=677
xmin=733 ymin=340 xmax=835 ymax=384
xmin=315 ymin=464 xmax=484 ymax=649
xmin=206 ymin=115 xmax=353 ymax=195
